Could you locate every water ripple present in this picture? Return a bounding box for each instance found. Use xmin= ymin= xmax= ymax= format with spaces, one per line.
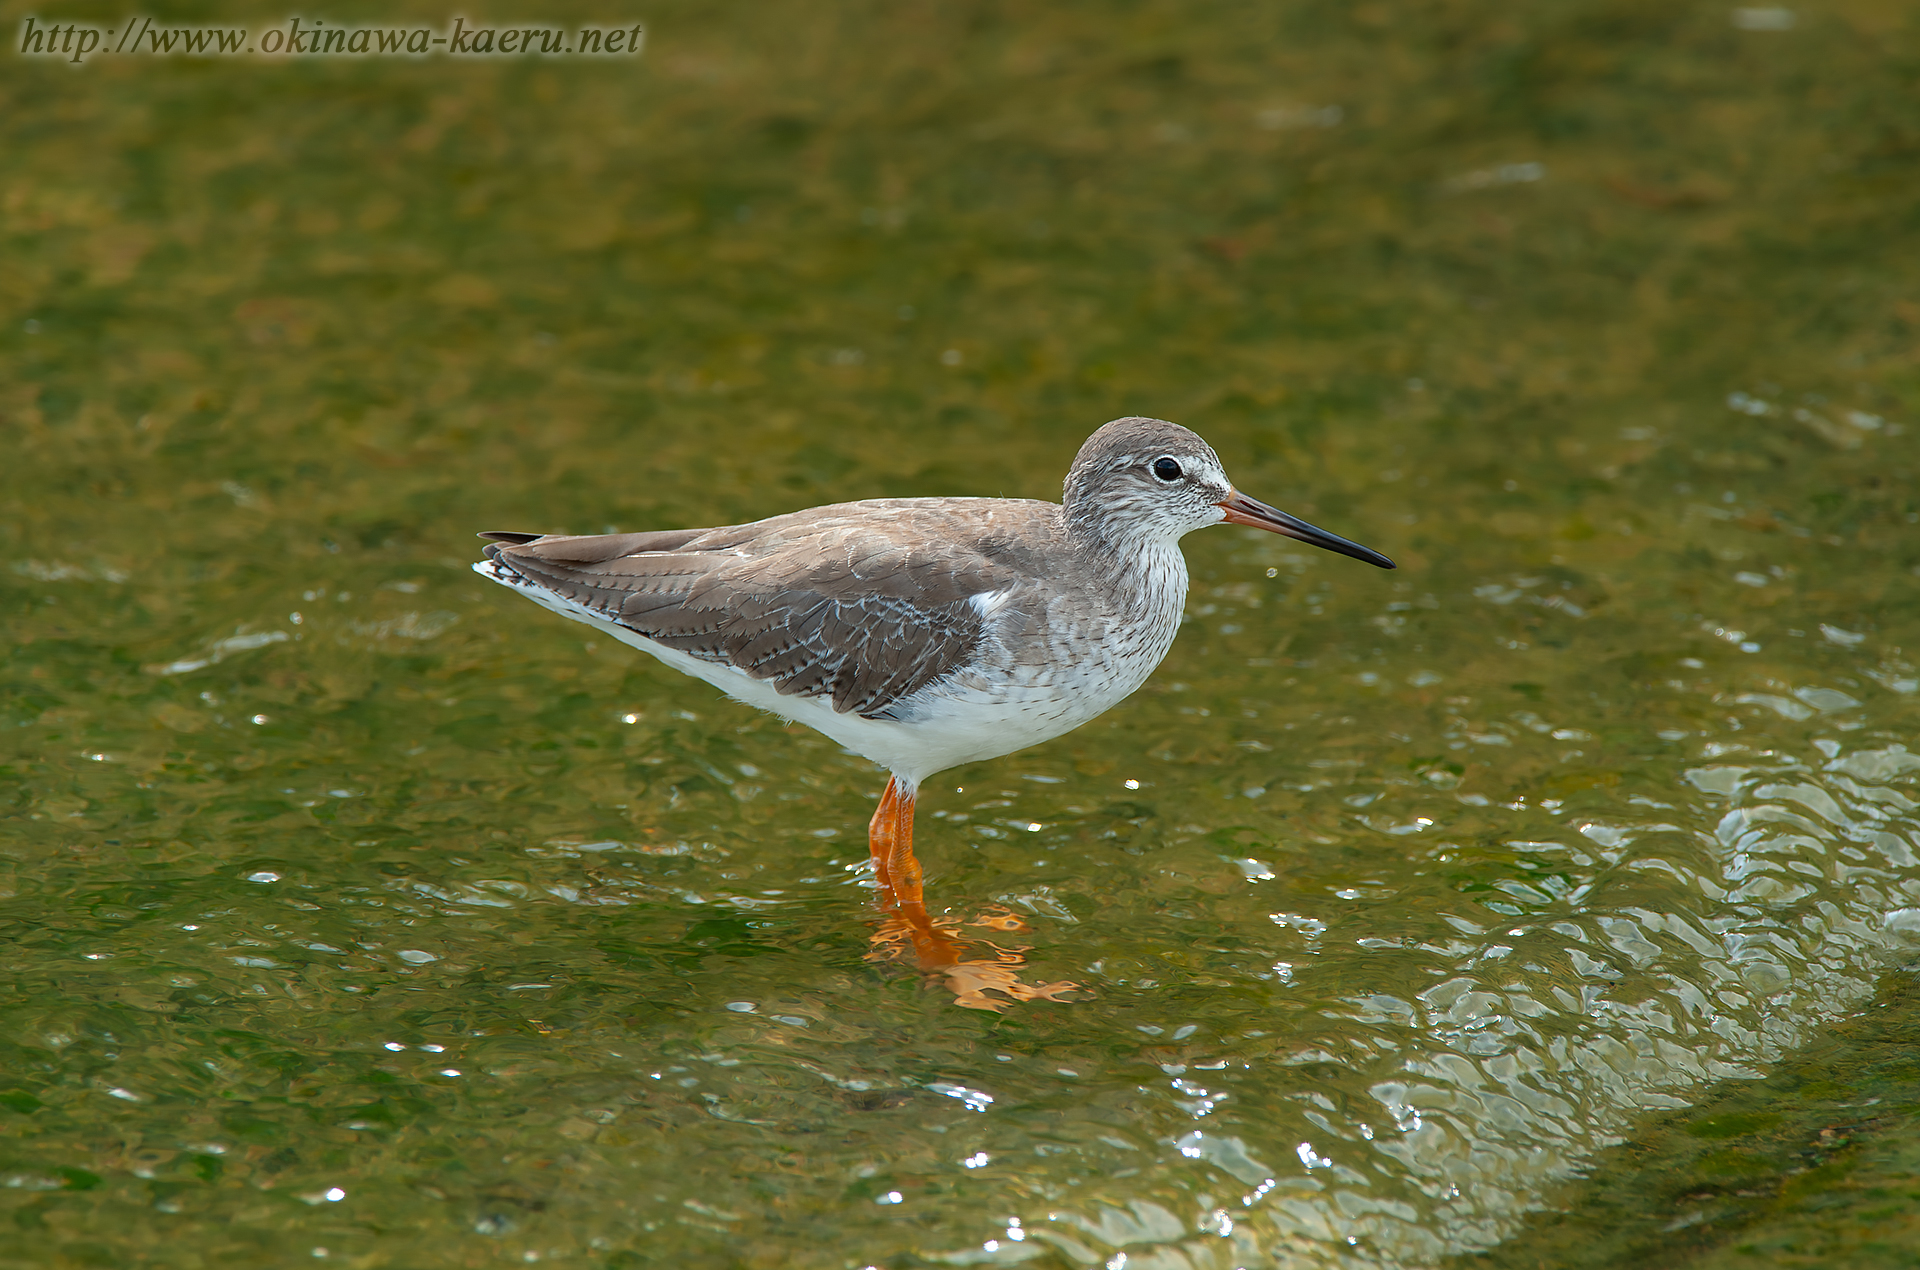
xmin=1013 ymin=740 xmax=1920 ymax=1267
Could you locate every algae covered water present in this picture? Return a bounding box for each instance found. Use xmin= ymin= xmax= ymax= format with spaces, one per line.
xmin=3 ymin=2 xmax=1920 ymax=1266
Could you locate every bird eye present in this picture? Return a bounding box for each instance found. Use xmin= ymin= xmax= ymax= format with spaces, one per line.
xmin=1151 ymin=457 xmax=1183 ymax=482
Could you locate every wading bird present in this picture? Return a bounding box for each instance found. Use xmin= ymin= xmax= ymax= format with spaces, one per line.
xmin=476 ymin=417 xmax=1392 ymax=989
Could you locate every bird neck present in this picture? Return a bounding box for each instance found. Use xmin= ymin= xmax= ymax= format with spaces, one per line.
xmin=1062 ymin=501 xmax=1191 ymax=618
xmin=1063 ymin=478 xmax=1169 ymax=553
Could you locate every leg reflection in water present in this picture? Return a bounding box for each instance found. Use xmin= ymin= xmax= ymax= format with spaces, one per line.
xmin=862 ymin=776 xmax=1081 ymax=1013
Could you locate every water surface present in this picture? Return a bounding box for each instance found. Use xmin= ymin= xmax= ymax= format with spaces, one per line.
xmin=3 ymin=2 xmax=1919 ymax=1266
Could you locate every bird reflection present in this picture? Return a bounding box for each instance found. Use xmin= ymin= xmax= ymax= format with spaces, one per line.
xmin=864 ymin=901 xmax=1081 ymax=1013
xmin=862 ymin=780 xmax=1079 ymax=1011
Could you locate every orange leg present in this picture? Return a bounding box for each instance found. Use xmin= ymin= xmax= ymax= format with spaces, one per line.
xmin=882 ymin=779 xmax=923 ymax=909
xmin=866 ymin=776 xmax=958 ymax=969
xmin=866 ymin=777 xmax=903 ymax=906
xmin=866 ymin=775 xmax=926 ymax=909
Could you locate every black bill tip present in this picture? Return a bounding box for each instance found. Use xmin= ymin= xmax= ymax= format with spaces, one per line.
xmin=1216 ymin=491 xmax=1395 ymax=570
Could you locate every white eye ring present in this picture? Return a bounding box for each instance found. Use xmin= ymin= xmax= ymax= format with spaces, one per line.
xmin=1151 ymin=457 xmax=1183 ymax=482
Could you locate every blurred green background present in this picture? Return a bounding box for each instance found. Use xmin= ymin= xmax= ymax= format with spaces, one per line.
xmin=4 ymin=1 xmax=1920 ymax=1266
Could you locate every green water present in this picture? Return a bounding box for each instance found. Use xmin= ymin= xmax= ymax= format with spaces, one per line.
xmin=4 ymin=1 xmax=1920 ymax=1266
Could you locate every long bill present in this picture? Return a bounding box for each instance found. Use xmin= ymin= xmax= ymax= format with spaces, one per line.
xmin=1217 ymin=490 xmax=1396 ymax=570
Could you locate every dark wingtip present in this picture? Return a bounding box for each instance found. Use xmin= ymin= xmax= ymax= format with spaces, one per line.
xmin=478 ymin=531 xmax=543 ymax=545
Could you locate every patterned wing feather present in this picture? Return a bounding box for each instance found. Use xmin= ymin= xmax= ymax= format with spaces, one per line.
xmin=483 ymin=517 xmax=1022 ymax=718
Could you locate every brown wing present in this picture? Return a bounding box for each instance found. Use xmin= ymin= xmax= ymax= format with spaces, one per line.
xmin=479 ymin=509 xmax=1032 ymax=719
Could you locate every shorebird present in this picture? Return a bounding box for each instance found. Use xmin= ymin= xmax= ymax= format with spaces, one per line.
xmin=474 ymin=416 xmax=1392 ymax=927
